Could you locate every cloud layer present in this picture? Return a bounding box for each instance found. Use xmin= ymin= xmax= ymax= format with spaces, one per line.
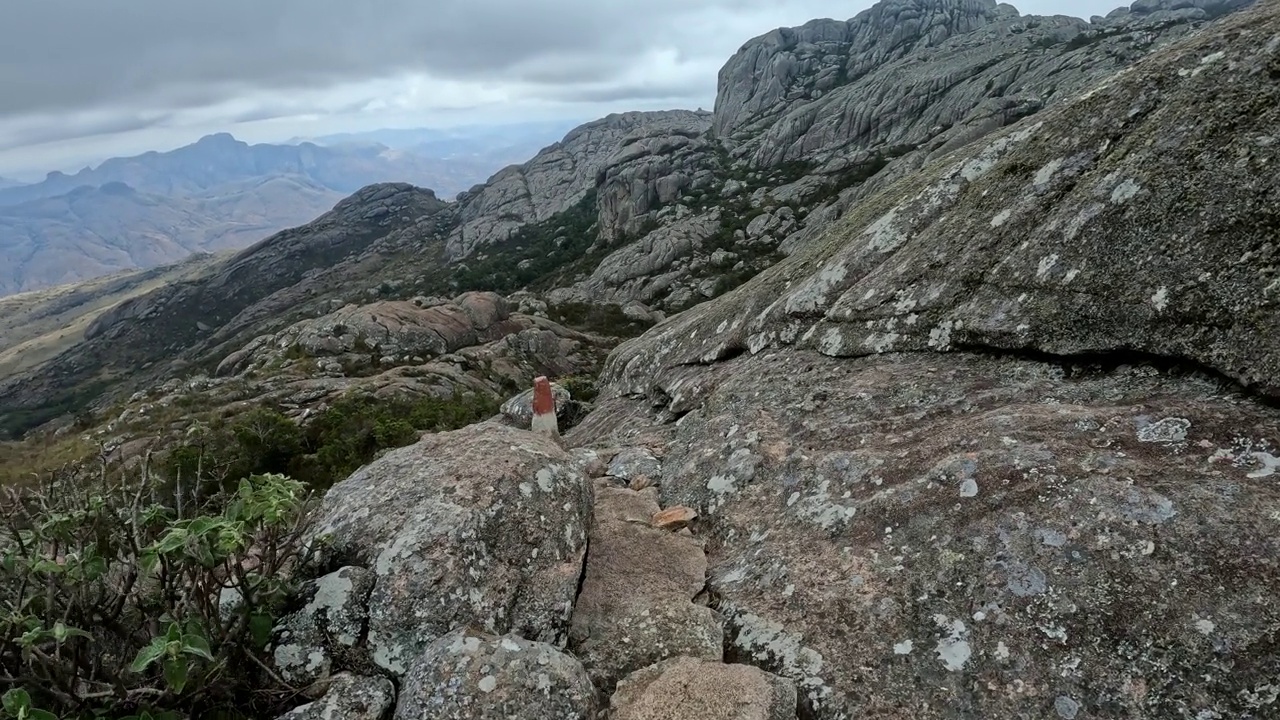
xmin=0 ymin=0 xmax=1123 ymax=174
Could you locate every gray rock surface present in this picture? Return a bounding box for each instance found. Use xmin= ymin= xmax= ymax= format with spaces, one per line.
xmin=447 ymin=110 xmax=712 ymax=259
xmin=271 ymin=566 xmax=375 ymax=686
xmin=216 ymin=292 xmax=518 ymax=376
xmin=307 ymin=422 xmax=592 ymax=676
xmin=585 ymin=351 xmax=1280 ymax=719
xmin=276 ymin=673 xmax=395 ymax=720
xmin=605 ymin=2 xmax=1280 ymax=399
xmin=575 ymin=4 xmax=1280 ymax=718
xmin=393 ymin=627 xmax=597 ymax=720
xmin=569 ymin=481 xmax=722 ymax=690
xmin=610 ymin=656 xmax=797 ymax=720
xmin=605 ymin=447 xmax=662 ymax=481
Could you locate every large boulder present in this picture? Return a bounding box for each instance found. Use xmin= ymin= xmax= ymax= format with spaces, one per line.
xmin=307 ymin=422 xmax=593 ymax=676
xmin=607 ymin=352 xmax=1280 ymax=719
xmin=569 ymin=481 xmax=723 ymax=690
xmin=394 ymin=627 xmax=597 ymax=720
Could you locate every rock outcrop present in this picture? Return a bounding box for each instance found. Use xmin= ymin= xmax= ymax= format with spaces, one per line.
xmin=306 ymin=422 xmax=592 ymax=676
xmin=275 ymin=673 xmax=394 ymax=720
xmin=541 ymin=0 xmax=1256 ymax=314
xmin=447 ymin=110 xmax=712 ymax=260
xmin=610 ymin=657 xmax=797 ymax=720
xmin=573 ymin=4 xmax=1280 ymax=718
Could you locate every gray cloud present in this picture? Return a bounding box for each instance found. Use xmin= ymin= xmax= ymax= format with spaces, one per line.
xmin=0 ymin=0 xmax=1127 ymax=173
xmin=0 ymin=111 xmax=176 ymax=152
xmin=0 ymin=1 xmax=1123 ymax=117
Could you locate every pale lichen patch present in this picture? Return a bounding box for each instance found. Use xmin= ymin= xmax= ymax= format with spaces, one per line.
xmin=932 ymin=615 xmax=972 ymax=671
xmin=1037 ymin=254 xmax=1060 ymax=279
xmin=1034 ymin=158 xmax=1064 ymax=187
xmin=1111 ymin=178 xmax=1142 ymax=203
xmin=1151 ymin=286 xmax=1170 ymax=311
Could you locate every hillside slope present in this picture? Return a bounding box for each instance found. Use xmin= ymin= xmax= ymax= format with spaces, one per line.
xmin=0 ymin=130 xmax=571 ymax=295
xmin=0 ymin=178 xmax=342 ymax=296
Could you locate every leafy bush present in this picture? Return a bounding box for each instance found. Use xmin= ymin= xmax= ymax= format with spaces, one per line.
xmin=0 ymin=467 xmax=316 ymax=719
xmin=159 ymin=391 xmax=498 ymax=494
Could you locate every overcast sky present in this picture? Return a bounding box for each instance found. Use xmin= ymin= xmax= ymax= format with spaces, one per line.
xmin=0 ymin=0 xmax=1122 ymax=179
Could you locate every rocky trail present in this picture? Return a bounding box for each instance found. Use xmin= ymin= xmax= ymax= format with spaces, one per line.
xmin=272 ymin=378 xmax=802 ymax=719
xmin=271 ymin=376 xmax=798 ymax=717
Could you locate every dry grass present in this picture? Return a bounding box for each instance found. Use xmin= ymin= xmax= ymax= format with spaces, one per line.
xmin=0 ymin=434 xmax=97 ymax=487
xmin=0 ymin=254 xmax=223 ymax=380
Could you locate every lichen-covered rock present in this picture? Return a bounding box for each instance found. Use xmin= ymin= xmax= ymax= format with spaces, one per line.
xmin=307 ymin=422 xmax=592 ymax=676
xmin=276 ymin=673 xmax=395 ymax=720
xmin=570 ymin=481 xmax=722 ymax=690
xmin=215 ymin=292 xmax=519 ymax=376
xmin=271 ymin=566 xmax=375 ymax=686
xmin=610 ymin=656 xmax=797 ymax=720
xmin=393 ymin=627 xmax=597 ymax=720
xmin=593 ymin=351 xmax=1280 ymax=719
xmin=605 ymin=447 xmax=662 ymax=481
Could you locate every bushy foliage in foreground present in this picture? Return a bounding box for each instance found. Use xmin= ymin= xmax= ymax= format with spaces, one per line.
xmin=0 ymin=467 xmax=316 ymax=720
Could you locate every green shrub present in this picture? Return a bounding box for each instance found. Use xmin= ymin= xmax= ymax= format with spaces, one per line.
xmin=0 ymin=468 xmax=316 ymax=719
xmin=559 ymin=375 xmax=600 ymax=404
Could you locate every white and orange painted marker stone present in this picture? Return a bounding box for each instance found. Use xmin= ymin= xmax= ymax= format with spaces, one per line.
xmin=531 ymin=376 xmax=559 ymax=438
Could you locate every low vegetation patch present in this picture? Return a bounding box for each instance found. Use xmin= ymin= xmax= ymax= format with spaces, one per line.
xmin=0 ymin=468 xmax=315 ymax=719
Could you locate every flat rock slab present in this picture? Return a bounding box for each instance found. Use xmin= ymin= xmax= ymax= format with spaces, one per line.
xmin=655 ymin=351 xmax=1280 ymax=718
xmin=570 ymin=481 xmax=723 ymax=690
xmin=307 ymin=421 xmax=592 ymax=677
xmin=611 ymin=656 xmax=797 ymax=720
xmin=394 ymin=627 xmax=597 ymax=720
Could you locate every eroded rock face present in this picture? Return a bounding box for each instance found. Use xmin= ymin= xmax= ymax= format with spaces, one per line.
xmin=610 ymin=656 xmax=797 ymax=720
xmin=448 ymin=110 xmax=712 ymax=260
xmin=276 ymin=673 xmax=395 ymax=720
xmin=576 ymin=6 xmax=1280 ymax=718
xmin=216 ymin=292 xmax=519 ymax=376
xmin=569 ymin=481 xmax=723 ymax=690
xmin=713 ymin=0 xmax=1253 ymax=169
xmin=307 ymin=422 xmax=592 ymax=676
xmin=587 ymin=351 xmax=1280 ymax=719
xmin=394 ymin=627 xmax=597 ymax=720
xmin=605 ymin=3 xmax=1280 ymax=399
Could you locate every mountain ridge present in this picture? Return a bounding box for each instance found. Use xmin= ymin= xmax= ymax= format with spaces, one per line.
xmin=0 ymin=0 xmax=1256 ymax=439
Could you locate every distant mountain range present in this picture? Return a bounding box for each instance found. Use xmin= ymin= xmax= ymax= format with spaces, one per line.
xmin=0 ymin=122 xmax=575 ymax=296
xmin=0 ymin=176 xmax=22 ymax=190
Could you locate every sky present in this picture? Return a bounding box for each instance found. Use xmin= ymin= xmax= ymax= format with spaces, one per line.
xmin=0 ymin=0 xmax=1122 ymax=179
